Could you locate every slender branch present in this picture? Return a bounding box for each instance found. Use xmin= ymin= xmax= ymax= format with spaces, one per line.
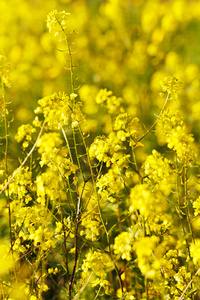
xmin=137 ymin=92 xmax=170 ymax=144
xmin=69 ymin=182 xmax=86 ymax=300
xmin=178 ymin=267 xmax=200 ymax=300
xmin=1 ymin=76 xmax=12 ymax=249
xmin=72 ymin=272 xmax=94 ymax=300
xmin=0 ymin=121 xmax=45 ymax=195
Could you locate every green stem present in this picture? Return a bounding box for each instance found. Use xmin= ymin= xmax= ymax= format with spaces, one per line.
xmin=1 ymin=76 xmax=12 ymax=249
xmin=137 ymin=92 xmax=170 ymax=144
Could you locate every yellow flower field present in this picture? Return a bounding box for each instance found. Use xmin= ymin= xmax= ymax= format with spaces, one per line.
xmin=1 ymin=1 xmax=200 ymax=299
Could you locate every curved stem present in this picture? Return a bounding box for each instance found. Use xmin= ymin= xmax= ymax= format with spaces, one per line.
xmin=0 ymin=121 xmax=46 ymax=195
xmin=137 ymin=92 xmax=170 ymax=144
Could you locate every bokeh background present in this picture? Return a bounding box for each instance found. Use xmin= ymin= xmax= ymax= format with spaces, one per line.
xmin=1 ymin=0 xmax=200 ymax=165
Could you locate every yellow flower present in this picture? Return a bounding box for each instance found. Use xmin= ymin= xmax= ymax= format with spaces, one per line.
xmin=0 ymin=54 xmax=11 ymax=87
xmin=0 ymin=243 xmax=15 ymax=276
xmin=160 ymin=76 xmax=183 ymax=98
xmin=15 ymin=124 xmax=36 ymax=148
xmin=156 ymin=109 xmax=196 ymax=163
xmin=82 ymin=250 xmax=112 ymax=293
xmin=190 ymin=239 xmax=200 ymax=265
xmin=46 ymin=10 xmax=70 ymax=37
xmin=134 ymin=236 xmax=160 ymax=278
xmin=142 ymin=149 xmax=175 ymax=195
xmin=114 ymin=232 xmax=133 ymax=261
xmin=96 ymin=89 xmax=122 ymax=114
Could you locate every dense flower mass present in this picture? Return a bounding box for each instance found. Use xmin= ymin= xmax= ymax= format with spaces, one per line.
xmin=1 ymin=2 xmax=200 ymax=300
xmin=156 ymin=109 xmax=197 ymax=163
xmin=142 ymin=149 xmax=175 ymax=195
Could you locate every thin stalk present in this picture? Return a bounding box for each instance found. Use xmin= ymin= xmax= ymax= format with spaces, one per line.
xmin=183 ymin=166 xmax=194 ymax=243
xmin=56 ymin=19 xmax=83 ymax=299
xmin=69 ymin=182 xmax=85 ymax=300
xmin=137 ymin=92 xmax=170 ymax=145
xmin=55 ymin=17 xmax=75 ymax=96
xmin=175 ymin=160 xmax=192 ymax=261
xmin=145 ymin=276 xmax=149 ymax=300
xmin=94 ymin=285 xmax=102 ymax=300
xmin=178 ymin=267 xmax=200 ymax=300
xmin=72 ymin=272 xmax=94 ymax=300
xmin=1 ymin=76 xmax=12 ymax=249
xmin=77 ymin=126 xmax=124 ymax=292
xmin=57 ymin=15 xmax=124 ymax=295
xmin=0 ymin=120 xmax=46 ymax=195
xmin=59 ymin=193 xmax=70 ymax=280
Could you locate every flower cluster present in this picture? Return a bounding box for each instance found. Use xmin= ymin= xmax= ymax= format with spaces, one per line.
xmin=34 ymin=92 xmax=70 ymax=129
xmin=134 ymin=235 xmax=160 ymax=279
xmin=142 ymin=149 xmax=175 ymax=195
xmin=6 ymin=167 xmax=32 ymax=203
xmin=156 ymin=109 xmax=196 ymax=163
xmin=15 ymin=124 xmax=36 ymax=148
xmin=96 ymin=89 xmax=122 ymax=114
xmin=129 ymin=183 xmax=172 ymax=236
xmin=160 ymin=76 xmax=183 ymax=99
xmin=81 ymin=251 xmax=112 ymax=294
xmin=89 ymin=133 xmax=127 ymax=167
xmin=46 ymin=9 xmax=70 ymax=37
xmin=114 ymin=113 xmax=142 ymax=146
xmin=0 ymin=54 xmax=11 ymax=88
xmin=113 ymin=231 xmax=133 ymax=261
xmin=96 ymin=168 xmax=124 ymax=203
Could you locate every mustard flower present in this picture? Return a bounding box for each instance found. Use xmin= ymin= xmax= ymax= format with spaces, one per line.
xmin=162 ymin=249 xmax=179 ymax=279
xmin=46 ymin=10 xmax=70 ymax=37
xmin=96 ymin=168 xmax=124 ymax=202
xmin=71 ymin=101 xmax=86 ymax=127
xmin=129 ymin=184 xmax=163 ymax=218
xmin=117 ymin=289 xmax=136 ymax=300
xmin=15 ymin=124 xmax=36 ymax=148
xmin=134 ymin=235 xmax=160 ymax=278
xmin=81 ymin=190 xmax=101 ymax=241
xmin=78 ymin=84 xmax=99 ymax=115
xmin=89 ymin=133 xmax=119 ymax=166
xmin=193 ymin=196 xmax=200 ymax=216
xmin=13 ymin=204 xmax=56 ymax=252
xmin=82 ymin=251 xmax=112 ymax=290
xmin=0 ymin=54 xmax=11 ymax=88
xmin=35 ymin=92 xmax=71 ymax=130
xmin=37 ymin=132 xmax=78 ymax=177
xmin=35 ymin=168 xmax=72 ymax=205
xmin=29 ymin=226 xmax=54 ymax=251
xmin=55 ymin=221 xmax=63 ymax=234
xmin=96 ymin=88 xmax=122 ymax=114
xmin=0 ymin=244 xmax=15 ymax=276
xmin=114 ymin=113 xmax=142 ymax=145
xmin=142 ymin=149 xmax=175 ymax=195
xmin=6 ymin=167 xmax=32 ymax=202
xmin=48 ymin=267 xmax=58 ymax=275
xmin=81 ymin=213 xmax=101 ymax=241
xmin=156 ymin=109 xmax=196 ymax=163
xmin=37 ymin=283 xmax=49 ymax=293
xmin=171 ymin=266 xmax=191 ymax=299
xmin=114 ymin=231 xmax=133 ymax=261
xmin=35 ymin=92 xmax=84 ymax=130
xmin=36 ymin=132 xmax=63 ymax=154
xmin=160 ymin=76 xmax=183 ymax=99
xmin=190 ymin=239 xmax=200 ymax=265
xmin=89 ymin=131 xmax=131 ymax=167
